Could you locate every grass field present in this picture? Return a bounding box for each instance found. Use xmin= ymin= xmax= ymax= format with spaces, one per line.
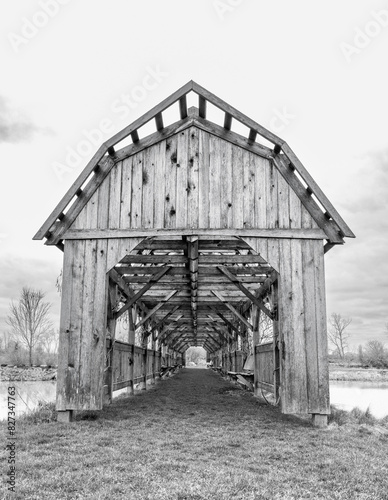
xmin=2 ymin=368 xmax=388 ymax=500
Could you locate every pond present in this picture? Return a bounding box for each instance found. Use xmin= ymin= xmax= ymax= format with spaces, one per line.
xmin=330 ymin=380 xmax=388 ymax=419
xmin=1 ymin=379 xmax=388 ymax=420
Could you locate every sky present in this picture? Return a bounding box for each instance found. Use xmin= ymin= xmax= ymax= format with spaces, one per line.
xmin=0 ymin=0 xmax=387 ymax=350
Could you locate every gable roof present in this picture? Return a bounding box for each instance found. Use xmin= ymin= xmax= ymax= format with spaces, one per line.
xmin=34 ymin=81 xmax=354 ymax=248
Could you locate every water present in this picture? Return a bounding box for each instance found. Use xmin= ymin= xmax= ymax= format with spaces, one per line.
xmin=1 ymin=380 xmax=388 ymax=420
xmin=1 ymin=381 xmax=57 ymax=421
xmin=330 ymin=381 xmax=388 ymax=418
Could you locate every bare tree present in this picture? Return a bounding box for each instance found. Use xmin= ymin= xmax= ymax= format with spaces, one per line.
xmin=328 ymin=313 xmax=352 ymax=358
xmin=6 ymin=287 xmax=54 ymax=366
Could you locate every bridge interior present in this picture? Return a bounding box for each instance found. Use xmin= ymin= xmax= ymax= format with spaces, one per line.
xmin=109 ymin=236 xmax=277 ymax=354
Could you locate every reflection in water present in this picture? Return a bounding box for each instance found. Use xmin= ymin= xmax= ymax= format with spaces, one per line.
xmin=0 ymin=381 xmax=56 ymax=421
xmin=330 ymin=381 xmax=388 ymax=418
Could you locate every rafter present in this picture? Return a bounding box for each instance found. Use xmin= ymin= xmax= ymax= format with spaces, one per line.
xmin=211 ymin=290 xmax=253 ymax=330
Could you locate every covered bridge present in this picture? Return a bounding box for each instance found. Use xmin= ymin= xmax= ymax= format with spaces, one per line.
xmin=34 ymin=81 xmax=354 ymax=426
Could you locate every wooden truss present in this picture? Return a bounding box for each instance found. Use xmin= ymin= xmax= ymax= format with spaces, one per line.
xmin=109 ymin=236 xmax=277 ymax=352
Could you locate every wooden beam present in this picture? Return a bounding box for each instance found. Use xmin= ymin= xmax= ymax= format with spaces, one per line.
xmin=191 ymin=81 xmax=283 ymax=146
xmin=63 ymin=227 xmax=327 ymax=240
xmin=147 ymin=305 xmax=180 ymax=335
xmin=281 ymin=143 xmax=355 ymax=238
xmin=223 ymin=112 xmax=232 ymax=130
xmin=272 ymin=155 xmax=344 ymax=243
xmin=217 ymin=266 xmax=273 ymax=320
xmin=114 ymin=267 xmax=171 ymax=319
xmin=155 ymin=112 xmax=164 ymax=131
xmin=211 ymin=290 xmax=253 ymax=330
xmin=198 ymin=96 xmax=207 ymax=118
xmin=179 ymin=96 xmax=188 ymax=119
xmin=108 ymin=269 xmax=148 ymax=315
xmin=135 ymin=290 xmax=179 ymax=329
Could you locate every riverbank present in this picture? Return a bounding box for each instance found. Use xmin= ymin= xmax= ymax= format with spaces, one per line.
xmin=329 ymin=364 xmax=388 ymax=382
xmin=2 ymin=368 xmax=388 ymax=500
xmin=0 ymin=365 xmax=57 ymax=381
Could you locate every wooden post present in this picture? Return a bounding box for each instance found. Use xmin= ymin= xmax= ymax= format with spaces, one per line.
xmin=127 ymin=307 xmax=136 ymax=395
xmin=252 ymin=305 xmax=261 ymax=397
xmin=57 ymin=410 xmax=73 ymax=423
xmin=104 ymin=279 xmax=117 ymax=405
xmin=272 ymin=280 xmax=281 ymax=402
xmin=312 ymin=414 xmax=328 ymax=428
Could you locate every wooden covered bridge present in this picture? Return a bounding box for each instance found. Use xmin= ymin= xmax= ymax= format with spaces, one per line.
xmin=34 ymin=81 xmax=354 ymax=426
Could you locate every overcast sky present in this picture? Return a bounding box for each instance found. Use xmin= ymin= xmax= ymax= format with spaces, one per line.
xmin=0 ymin=0 xmax=387 ymax=349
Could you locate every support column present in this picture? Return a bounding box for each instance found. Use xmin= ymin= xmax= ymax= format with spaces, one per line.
xmin=57 ymin=410 xmax=74 ymax=423
xmin=312 ymin=414 xmax=328 ymax=428
xmin=127 ymin=306 xmax=136 ymax=395
xmin=104 ymin=279 xmax=117 ymax=405
xmin=252 ymin=305 xmax=261 ymax=397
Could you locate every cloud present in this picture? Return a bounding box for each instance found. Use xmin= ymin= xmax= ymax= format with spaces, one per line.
xmin=0 ymin=96 xmax=54 ymax=144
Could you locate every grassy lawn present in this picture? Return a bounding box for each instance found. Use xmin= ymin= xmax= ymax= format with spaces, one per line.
xmin=2 ymin=368 xmax=388 ymax=500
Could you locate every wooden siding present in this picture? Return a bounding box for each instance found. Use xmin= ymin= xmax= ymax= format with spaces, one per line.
xmin=70 ymin=127 xmax=318 ymax=233
xmin=242 ymin=237 xmax=330 ymax=415
xmin=56 ymin=237 xmax=144 ymax=411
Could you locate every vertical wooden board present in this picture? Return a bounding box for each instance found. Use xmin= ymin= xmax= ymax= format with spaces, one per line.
xmin=277 ymin=173 xmax=290 ymax=229
xmin=266 ymin=161 xmax=279 ymax=228
xmin=175 ymin=129 xmax=189 ymax=228
xmin=254 ymin=156 xmax=267 ymax=228
xmin=107 ymin=160 xmax=123 ymax=273
xmin=301 ymin=204 xmax=319 ymax=229
xmin=131 ymin=151 xmax=143 ymax=229
xmin=78 ymin=239 xmax=97 ymax=406
xmin=313 ymin=240 xmax=330 ymax=413
xmin=164 ymin=134 xmax=178 ymax=228
xmin=243 ymin=151 xmax=255 ymax=228
xmin=120 ymin=157 xmax=132 ymax=229
xmin=141 ymin=147 xmax=154 ymax=228
xmin=56 ymin=241 xmax=75 ymax=410
xmin=209 ymin=136 xmax=221 ymax=227
xmin=277 ymin=239 xmax=295 ymax=413
xmin=289 ymin=187 xmax=302 ymax=229
xmin=266 ymin=238 xmax=280 ymax=274
xmin=153 ymin=140 xmax=166 ymax=228
xmin=90 ymin=238 xmax=109 ymax=410
xmin=290 ymin=239 xmax=308 ymax=413
xmin=232 ymin=145 xmax=244 ymax=228
xmin=109 ymin=161 xmax=122 ymax=228
xmin=86 ymin=188 xmax=99 ymax=229
xmin=302 ymin=239 xmax=319 ymax=413
xmin=97 ymin=174 xmax=110 ymax=230
xmin=188 ymin=127 xmax=200 ymax=229
xmin=198 ymin=129 xmax=210 ymax=228
xmin=67 ymin=240 xmax=85 ymax=409
xmin=72 ymin=203 xmax=87 ymax=230
xmin=220 ymin=141 xmax=233 ymax=228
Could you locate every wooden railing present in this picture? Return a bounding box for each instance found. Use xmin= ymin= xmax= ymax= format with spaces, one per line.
xmin=255 ymin=342 xmax=274 ymax=394
xmin=105 ymin=340 xmax=175 ymax=395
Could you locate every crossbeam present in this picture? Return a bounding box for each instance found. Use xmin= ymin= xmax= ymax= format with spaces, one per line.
xmin=211 ymin=290 xmax=253 ymax=330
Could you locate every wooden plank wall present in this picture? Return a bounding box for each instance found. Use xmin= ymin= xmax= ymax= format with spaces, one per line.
xmin=56 ymin=237 xmax=143 ymax=411
xmin=70 ymin=128 xmax=318 ymax=232
xmin=243 ymin=237 xmax=330 ymax=415
xmin=255 ymin=343 xmax=275 ymax=394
